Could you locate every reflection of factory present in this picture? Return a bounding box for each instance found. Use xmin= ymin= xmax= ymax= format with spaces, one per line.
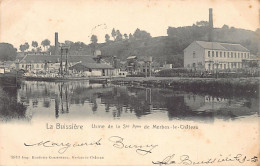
xmin=183 ymin=94 xmax=258 ymax=118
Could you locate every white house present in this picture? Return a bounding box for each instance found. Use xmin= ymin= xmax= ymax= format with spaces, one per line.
xmin=184 ymin=41 xmax=250 ymax=71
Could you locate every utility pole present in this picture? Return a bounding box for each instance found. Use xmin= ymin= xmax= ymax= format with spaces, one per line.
xmin=145 ymin=62 xmax=147 ymax=78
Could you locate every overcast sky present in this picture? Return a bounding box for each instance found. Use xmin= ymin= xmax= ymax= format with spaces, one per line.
xmin=0 ymin=0 xmax=259 ymax=49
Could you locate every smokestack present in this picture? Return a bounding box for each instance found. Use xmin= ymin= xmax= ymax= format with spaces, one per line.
xmin=55 ymin=32 xmax=59 ymax=47
xmin=55 ymin=32 xmax=59 ymax=55
xmin=208 ymin=8 xmax=213 ymax=42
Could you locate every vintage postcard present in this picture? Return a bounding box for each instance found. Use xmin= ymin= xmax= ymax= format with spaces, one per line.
xmin=0 ymin=0 xmax=259 ymax=165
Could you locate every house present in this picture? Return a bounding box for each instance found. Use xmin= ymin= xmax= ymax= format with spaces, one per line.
xmin=184 ymin=41 xmax=250 ymax=71
xmin=69 ymin=62 xmax=114 ymax=76
xmin=17 ymin=55 xmax=96 ymax=73
xmin=136 ymin=61 xmax=160 ymax=73
xmin=0 ymin=61 xmax=16 ymax=73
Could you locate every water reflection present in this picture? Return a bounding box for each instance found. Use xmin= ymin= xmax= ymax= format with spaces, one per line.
xmin=0 ymin=86 xmax=27 ymax=121
xmin=0 ymin=81 xmax=259 ymax=122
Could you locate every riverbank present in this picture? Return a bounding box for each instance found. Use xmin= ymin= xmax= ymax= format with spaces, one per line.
xmin=111 ymin=77 xmax=259 ymax=97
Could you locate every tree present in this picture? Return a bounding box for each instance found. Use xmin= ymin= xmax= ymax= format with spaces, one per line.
xmin=91 ymin=35 xmax=98 ymax=44
xmin=36 ymin=47 xmax=42 ymax=52
xmin=41 ymin=39 xmax=51 ymax=51
xmin=31 ymin=41 xmax=38 ymax=51
xmin=65 ymin=40 xmax=74 ymax=46
xmin=115 ymin=30 xmax=123 ymax=41
xmin=19 ymin=44 xmax=26 ymax=52
xmin=129 ymin=33 xmax=133 ymax=40
xmin=222 ymin=24 xmax=229 ymax=30
xmin=196 ymin=21 xmax=209 ymax=27
xmin=90 ymin=35 xmax=98 ymax=55
xmin=124 ymin=33 xmax=128 ymax=40
xmin=105 ymin=34 xmax=110 ymax=43
xmin=0 ymin=43 xmax=17 ymax=61
xmin=133 ymin=28 xmax=151 ymax=40
xmin=24 ymin=42 xmax=29 ymax=52
xmin=111 ymin=28 xmax=116 ymax=40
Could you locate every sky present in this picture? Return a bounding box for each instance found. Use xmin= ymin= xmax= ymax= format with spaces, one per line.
xmin=0 ymin=0 xmax=259 ymax=49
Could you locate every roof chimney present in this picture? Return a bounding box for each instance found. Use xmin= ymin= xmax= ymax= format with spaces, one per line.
xmin=208 ymin=8 xmax=213 ymax=42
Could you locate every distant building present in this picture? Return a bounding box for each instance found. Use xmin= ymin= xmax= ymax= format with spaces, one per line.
xmin=184 ymin=41 xmax=250 ymax=71
xmin=126 ymin=56 xmax=138 ymax=74
xmin=242 ymin=55 xmax=260 ymax=68
xmin=136 ymin=61 xmax=160 ymax=73
xmin=69 ymin=62 xmax=114 ymax=76
xmin=17 ymin=55 xmax=106 ymax=73
xmin=161 ymin=64 xmax=172 ymax=70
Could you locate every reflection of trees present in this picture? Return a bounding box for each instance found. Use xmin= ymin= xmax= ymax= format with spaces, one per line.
xmin=18 ymin=81 xmax=259 ymax=121
xmin=0 ymin=87 xmax=27 ymax=120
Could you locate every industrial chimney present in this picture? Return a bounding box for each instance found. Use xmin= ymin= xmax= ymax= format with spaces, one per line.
xmin=55 ymin=32 xmax=59 ymax=55
xmin=208 ymin=8 xmax=213 ymax=42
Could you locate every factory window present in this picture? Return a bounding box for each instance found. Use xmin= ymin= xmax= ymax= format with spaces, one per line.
xmin=212 ymin=51 xmax=214 ymax=57
xmin=224 ymin=52 xmax=226 ymax=58
xmin=220 ymin=52 xmax=222 ymax=57
xmin=231 ymin=52 xmax=233 ymax=58
xmin=227 ymin=52 xmax=230 ymax=58
xmin=193 ymin=51 xmax=196 ymax=58
xmin=208 ymin=51 xmax=210 ymax=57
xmin=216 ymin=51 xmax=218 ymax=57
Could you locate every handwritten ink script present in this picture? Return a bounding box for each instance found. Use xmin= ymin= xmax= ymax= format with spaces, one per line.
xmin=108 ymin=136 xmax=158 ymax=156
xmin=24 ymin=135 xmax=158 ymax=155
xmin=24 ymin=136 xmax=259 ymax=165
xmin=152 ymin=154 xmax=258 ymax=165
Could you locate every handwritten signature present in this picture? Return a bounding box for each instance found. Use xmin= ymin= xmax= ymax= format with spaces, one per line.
xmin=24 ymin=135 xmax=158 ymax=155
xmin=24 ymin=138 xmax=102 ymax=154
xmin=108 ymin=136 xmax=158 ymax=156
xmin=152 ymin=154 xmax=259 ymax=165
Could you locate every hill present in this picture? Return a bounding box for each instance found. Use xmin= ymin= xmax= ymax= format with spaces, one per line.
xmin=50 ymin=24 xmax=260 ymax=68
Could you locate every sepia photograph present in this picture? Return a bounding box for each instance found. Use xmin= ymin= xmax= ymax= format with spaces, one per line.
xmin=0 ymin=0 xmax=259 ymax=165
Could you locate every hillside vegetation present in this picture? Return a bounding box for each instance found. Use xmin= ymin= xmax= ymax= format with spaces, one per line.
xmin=50 ymin=23 xmax=260 ymax=68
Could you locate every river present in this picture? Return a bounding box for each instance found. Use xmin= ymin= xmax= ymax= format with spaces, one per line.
xmin=0 ymin=80 xmax=259 ymax=122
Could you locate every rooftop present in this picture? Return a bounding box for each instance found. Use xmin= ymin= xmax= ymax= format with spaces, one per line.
xmin=70 ymin=62 xmax=114 ymax=69
xmin=194 ymin=41 xmax=250 ymax=52
xmin=19 ymin=55 xmax=96 ymax=64
xmin=126 ymin=56 xmax=137 ymax=60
